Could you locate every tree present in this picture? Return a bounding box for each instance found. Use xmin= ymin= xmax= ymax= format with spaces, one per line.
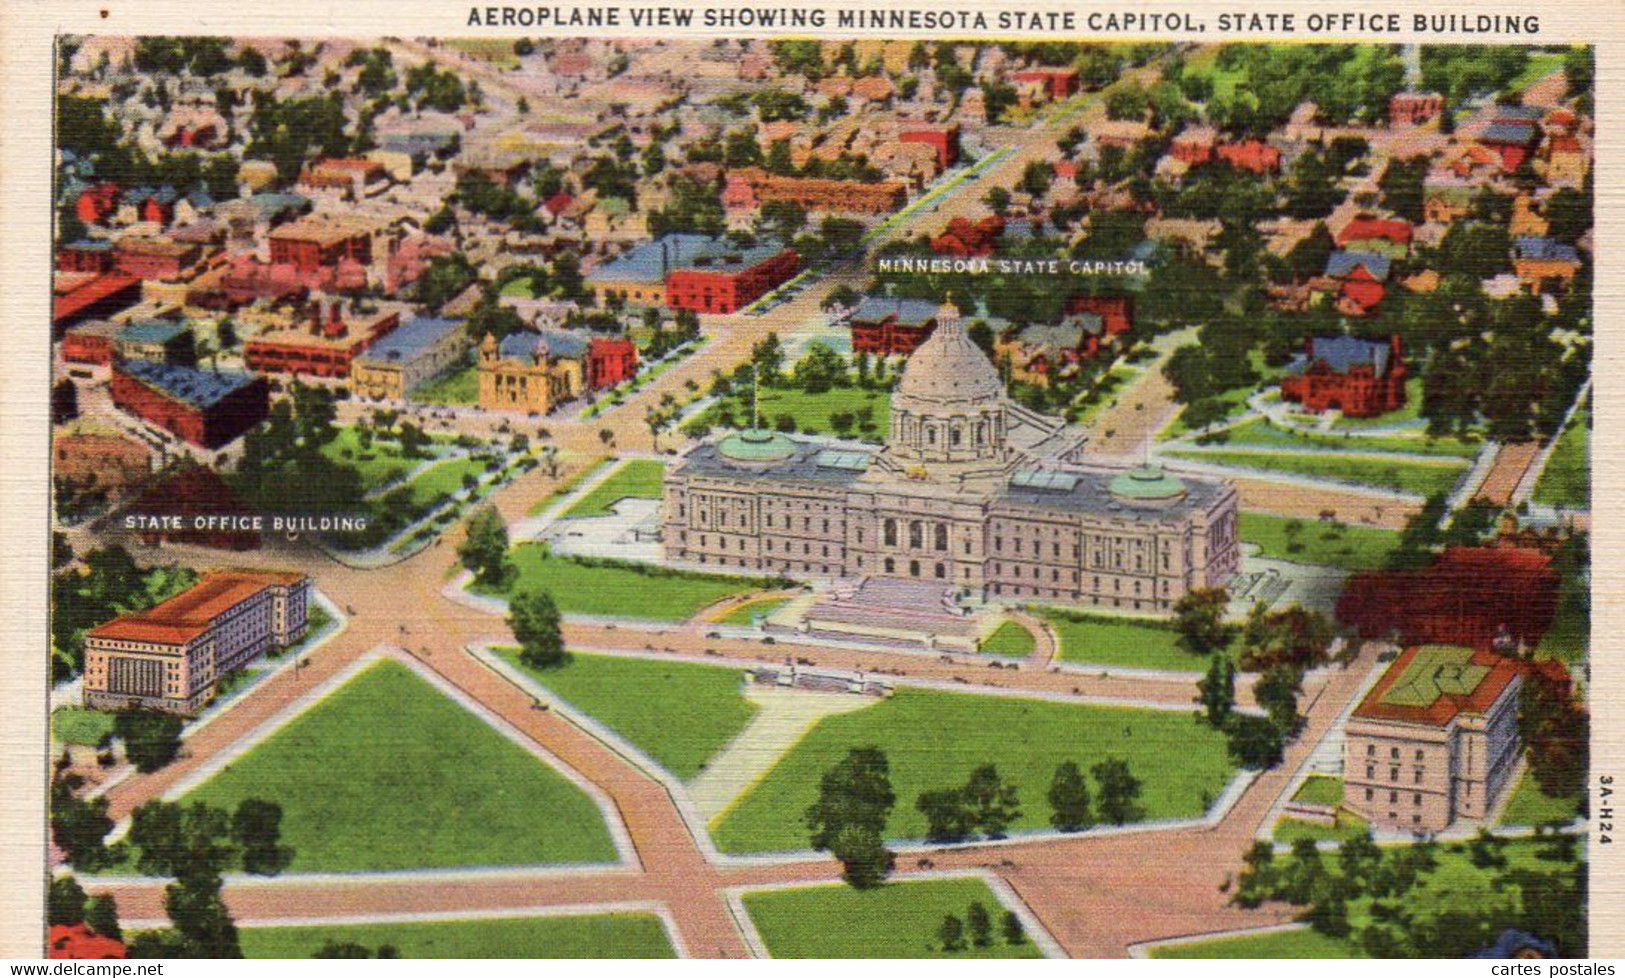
xmin=1519 ymin=671 xmax=1588 ymax=801
xmin=1196 ymin=653 xmax=1236 ymax=726
xmin=509 ymin=589 xmax=567 ymax=669
xmin=113 ymin=710 xmax=184 ymax=773
xmin=1091 ymin=757 xmax=1145 ymax=825
xmin=1224 ymin=712 xmax=1286 ymax=769
xmin=48 ymin=874 xmax=88 ymax=926
xmin=937 ymin=913 xmax=965 ymax=952
xmin=751 ymin=333 xmax=785 ymax=386
xmin=807 ymin=746 xmax=894 ymax=848
xmin=966 ymin=902 xmax=993 ymax=947
xmin=1255 ymin=665 xmax=1305 ymax=736
xmin=1001 ymin=910 xmax=1027 ymax=945
xmin=916 ymin=788 xmax=975 ymax=843
xmin=958 ymin=765 xmax=1021 ymax=839
xmin=457 ymin=506 xmax=511 ymax=586
xmin=231 ymin=799 xmax=292 ymax=876
xmin=1048 ymin=761 xmax=1094 ymax=832
xmin=830 ymin=822 xmax=894 ymax=889
xmin=50 ymin=775 xmax=114 ymax=871
xmin=1173 ymin=587 xmax=1235 ymax=657
xmin=85 ymin=894 xmax=122 ymax=940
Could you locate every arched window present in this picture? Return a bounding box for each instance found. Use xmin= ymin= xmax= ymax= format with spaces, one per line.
xmin=950 ymin=426 xmax=962 ymax=446
xmin=934 ymin=524 xmax=948 ymax=551
xmin=909 ymin=521 xmax=923 ymax=548
xmin=884 ymin=557 xmax=895 ymax=574
xmin=884 ymin=519 xmax=897 ymax=546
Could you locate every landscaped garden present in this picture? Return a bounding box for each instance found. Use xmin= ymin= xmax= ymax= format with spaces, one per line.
xmin=475 ymin=544 xmax=777 ymax=621
xmin=979 ymin=620 xmax=1036 ymax=658
xmin=1238 ymin=513 xmax=1403 ymax=571
xmin=183 ymin=660 xmax=618 ymax=872
xmin=1498 ymin=769 xmax=1582 ymax=827
xmin=1291 ymin=775 xmax=1344 ymax=807
xmin=1212 ymin=417 xmax=1482 ymax=459
xmin=411 ymin=364 xmax=479 ymax=407
xmin=1163 ymin=447 xmax=1468 ymax=497
xmin=1149 ymin=927 xmax=1361 ymax=959
xmin=1272 ymin=808 xmax=1371 ymax=845
xmin=717 ymin=596 xmax=794 ymax=626
xmin=1040 ymin=609 xmax=1211 ymax=672
xmin=496 ymin=649 xmax=756 ymax=780
xmin=240 ymin=913 xmax=675 ymax=958
xmin=1532 ymin=406 xmax=1589 ymax=509
xmin=709 ymin=687 xmax=1235 ymax=853
xmin=51 ymin=707 xmax=114 ymax=748
xmin=742 ymin=878 xmax=1042 ymax=959
xmin=562 ymin=459 xmax=666 ymax=518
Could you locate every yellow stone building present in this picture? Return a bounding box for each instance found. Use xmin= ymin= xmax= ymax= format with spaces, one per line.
xmin=477 ymin=330 xmax=587 ymax=413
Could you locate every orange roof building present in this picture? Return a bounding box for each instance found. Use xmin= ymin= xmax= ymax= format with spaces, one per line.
xmin=83 ymin=570 xmax=312 ymax=715
xmin=1342 ymin=645 xmax=1526 ymax=833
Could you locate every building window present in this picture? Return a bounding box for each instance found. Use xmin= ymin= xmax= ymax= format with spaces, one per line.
xmin=884 ymin=558 xmax=895 ymax=574
xmin=909 ymin=559 xmax=920 ymax=577
xmin=935 ymin=524 xmax=948 ymax=551
xmin=1415 ymin=750 xmax=1425 ymax=761
xmin=884 ymin=519 xmax=897 ymax=546
xmin=935 ymin=562 xmax=945 ymax=579
xmin=1367 ymin=745 xmax=1376 ymax=757
xmin=1364 ymin=788 xmax=1373 ymax=801
xmin=1366 ymin=765 xmax=1375 ymax=779
xmin=1391 ymin=747 xmax=1400 ymax=759
xmin=910 ymin=522 xmax=923 ymax=548
xmin=1389 ymin=791 xmax=1398 ymax=803
xmin=1413 ymin=793 xmax=1422 ymax=805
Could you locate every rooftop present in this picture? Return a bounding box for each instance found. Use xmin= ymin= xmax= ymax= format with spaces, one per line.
xmin=117 ymin=360 xmax=259 ymax=410
xmin=117 ymin=320 xmax=190 ymax=345
xmin=356 ymin=316 xmax=464 ymax=365
xmin=1353 ymin=644 xmax=1523 ymax=727
xmin=588 ymin=233 xmax=789 ymax=283
xmin=850 ymin=295 xmax=942 ymax=327
xmin=87 ymin=570 xmax=305 ymax=646
xmin=1286 ymin=336 xmax=1396 ymax=378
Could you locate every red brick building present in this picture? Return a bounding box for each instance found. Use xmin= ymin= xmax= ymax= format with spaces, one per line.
xmin=847 ymin=296 xmax=944 ymax=356
xmin=1012 ymin=67 xmax=1080 ymax=100
xmin=269 ymin=217 xmax=374 ymax=272
xmin=899 ymin=123 xmax=961 ymax=170
xmin=1280 ymin=335 xmax=1406 ymax=417
xmin=931 ymin=216 xmax=1004 ymax=258
xmin=1067 ymin=294 xmax=1134 ymax=336
xmin=61 ymin=319 xmax=121 ymax=365
xmin=113 ymin=236 xmax=204 ymax=281
xmin=663 ymin=248 xmax=799 ymax=315
xmin=1216 ymin=140 xmax=1282 ymax=175
xmin=1389 ymin=92 xmax=1445 ymax=125
xmin=57 ymin=241 xmax=115 ymax=273
xmin=243 ymin=301 xmax=401 ymax=379
xmin=74 ymin=183 xmax=120 ymax=225
xmin=111 ymin=361 xmax=269 ymax=448
xmin=52 ymin=272 xmax=142 ymax=334
xmin=587 ymin=336 xmax=639 ymax=389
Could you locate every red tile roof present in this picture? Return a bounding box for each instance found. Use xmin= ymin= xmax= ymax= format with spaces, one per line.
xmin=1353 ymin=645 xmax=1522 ymax=727
xmin=1338 ymin=217 xmax=1413 ymax=247
xmin=87 ymin=571 xmax=303 ymax=646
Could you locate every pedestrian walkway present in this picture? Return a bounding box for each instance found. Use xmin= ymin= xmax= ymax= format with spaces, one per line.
xmin=688 ymin=684 xmax=877 ymax=821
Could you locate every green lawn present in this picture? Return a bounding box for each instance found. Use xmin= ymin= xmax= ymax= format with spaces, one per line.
xmin=1498 ymin=769 xmax=1581 ymax=826
xmin=496 ymin=649 xmax=756 ymax=780
xmin=403 ymin=456 xmax=492 ymax=509
xmin=718 ymin=596 xmax=792 ymax=625
xmin=1535 ymin=563 xmax=1589 ymax=667
xmin=1532 ymin=408 xmax=1589 ymax=509
xmin=477 ymin=544 xmax=772 ymax=621
xmin=1292 ymin=775 xmax=1344 ymax=807
xmin=1509 ymin=51 xmax=1564 ymax=92
xmin=320 ymin=427 xmax=418 ymax=491
xmin=1273 ymin=809 xmax=1371 ymax=844
xmin=51 ymin=707 xmax=114 ymax=748
xmin=524 ymin=456 xmax=602 ymax=516
xmin=184 ymin=660 xmax=617 ymax=872
xmin=980 ymin=620 xmax=1036 ymax=658
xmin=412 ymin=364 xmax=479 ymax=406
xmin=743 ymin=879 xmax=1043 ymax=959
xmin=691 ymin=385 xmax=890 ymax=442
xmin=240 ymin=914 xmax=674 ymax=958
xmin=1150 ymin=927 xmax=1362 ymax=959
xmin=562 ymin=459 xmax=666 ymax=518
xmin=1215 ymin=417 xmax=1482 ymax=459
xmin=1239 ymin=512 xmax=1403 ymax=571
xmin=1165 ymin=448 xmax=1467 ymax=496
xmin=710 ymin=687 xmax=1235 ymax=853
xmin=1041 ymin=610 xmax=1208 ymax=672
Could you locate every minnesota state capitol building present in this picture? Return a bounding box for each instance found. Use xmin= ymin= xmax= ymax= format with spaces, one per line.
xmin=661 ymin=306 xmax=1240 ymax=613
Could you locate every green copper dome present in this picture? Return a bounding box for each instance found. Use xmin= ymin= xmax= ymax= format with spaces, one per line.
xmin=717 ymin=428 xmax=797 ymax=462
xmin=1109 ymin=464 xmax=1188 ymax=501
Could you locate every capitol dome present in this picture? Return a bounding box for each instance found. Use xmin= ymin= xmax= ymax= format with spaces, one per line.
xmin=894 ymin=309 xmax=1004 ymax=406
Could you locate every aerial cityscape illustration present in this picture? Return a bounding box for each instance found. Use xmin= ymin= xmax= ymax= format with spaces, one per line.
xmin=45 ymin=35 xmax=1590 ymax=959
